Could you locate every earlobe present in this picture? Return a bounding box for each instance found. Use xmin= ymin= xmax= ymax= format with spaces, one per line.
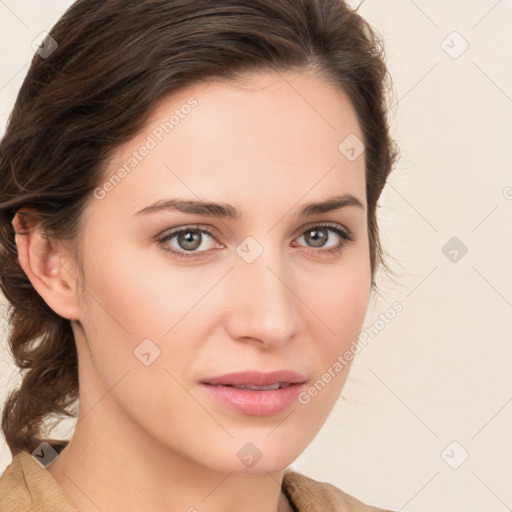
xmin=11 ymin=209 xmax=81 ymax=321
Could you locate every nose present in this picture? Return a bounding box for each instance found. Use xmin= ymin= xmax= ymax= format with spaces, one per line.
xmin=223 ymin=243 xmax=299 ymax=349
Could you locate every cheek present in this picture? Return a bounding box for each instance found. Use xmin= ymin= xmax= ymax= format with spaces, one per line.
xmin=297 ymin=249 xmax=371 ymax=405
xmin=295 ymin=275 xmax=370 ymax=430
xmin=82 ymin=242 xmax=199 ymax=334
xmin=76 ymin=245 xmax=210 ymax=411
xmin=78 ymin=241 xmax=223 ymax=383
xmin=304 ymin=257 xmax=371 ymax=345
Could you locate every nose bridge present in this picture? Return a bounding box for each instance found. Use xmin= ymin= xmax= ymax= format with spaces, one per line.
xmin=228 ymin=236 xmax=298 ymax=345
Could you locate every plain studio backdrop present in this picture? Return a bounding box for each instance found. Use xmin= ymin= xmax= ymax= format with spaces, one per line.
xmin=0 ymin=1 xmax=511 ymax=511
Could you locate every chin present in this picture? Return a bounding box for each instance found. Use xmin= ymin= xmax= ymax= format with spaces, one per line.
xmin=194 ymin=428 xmax=313 ymax=475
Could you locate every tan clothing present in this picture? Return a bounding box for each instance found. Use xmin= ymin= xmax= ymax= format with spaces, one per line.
xmin=0 ymin=439 xmax=394 ymax=511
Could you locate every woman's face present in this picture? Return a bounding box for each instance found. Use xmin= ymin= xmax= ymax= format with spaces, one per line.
xmin=69 ymin=69 xmax=371 ymax=473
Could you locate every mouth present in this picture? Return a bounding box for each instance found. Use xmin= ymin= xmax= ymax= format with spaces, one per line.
xmin=200 ymin=370 xmax=307 ymax=416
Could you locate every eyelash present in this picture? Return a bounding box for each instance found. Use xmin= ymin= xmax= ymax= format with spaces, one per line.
xmin=157 ymin=223 xmax=355 ymax=259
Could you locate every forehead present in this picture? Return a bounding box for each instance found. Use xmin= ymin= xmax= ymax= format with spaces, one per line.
xmin=92 ymin=69 xmax=366 ymax=219
xmin=143 ymin=68 xmax=364 ymax=148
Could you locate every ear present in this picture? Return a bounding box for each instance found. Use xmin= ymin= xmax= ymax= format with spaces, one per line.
xmin=12 ymin=209 xmax=82 ymax=321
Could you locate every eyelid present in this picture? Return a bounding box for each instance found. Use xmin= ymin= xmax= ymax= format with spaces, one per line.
xmin=294 ymin=221 xmax=354 ymax=239
xmin=157 ymin=224 xmax=222 ymax=242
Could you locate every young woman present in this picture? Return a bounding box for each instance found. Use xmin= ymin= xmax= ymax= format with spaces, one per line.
xmin=0 ymin=0 xmax=399 ymax=510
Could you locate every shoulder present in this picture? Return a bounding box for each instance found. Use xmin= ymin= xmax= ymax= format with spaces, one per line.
xmin=0 ymin=450 xmax=36 ymax=511
xmin=282 ymin=468 xmax=395 ymax=512
xmin=0 ymin=442 xmax=77 ymax=512
xmin=0 ymin=451 xmax=24 ymax=509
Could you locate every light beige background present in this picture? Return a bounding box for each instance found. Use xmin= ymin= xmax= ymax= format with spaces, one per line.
xmin=1 ymin=1 xmax=511 ymax=511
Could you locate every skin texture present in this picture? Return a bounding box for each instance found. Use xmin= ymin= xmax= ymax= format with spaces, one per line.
xmin=13 ymin=70 xmax=371 ymax=512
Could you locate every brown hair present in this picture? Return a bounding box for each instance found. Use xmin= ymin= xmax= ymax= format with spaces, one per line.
xmin=0 ymin=0 xmax=399 ymax=457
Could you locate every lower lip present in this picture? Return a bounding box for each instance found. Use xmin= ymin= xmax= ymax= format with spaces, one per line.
xmin=200 ymin=383 xmax=306 ymax=416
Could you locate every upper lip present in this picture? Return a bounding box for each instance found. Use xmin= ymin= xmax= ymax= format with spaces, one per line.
xmin=202 ymin=370 xmax=306 ymax=387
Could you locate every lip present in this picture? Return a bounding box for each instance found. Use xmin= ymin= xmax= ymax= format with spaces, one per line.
xmin=201 ymin=370 xmax=307 ymax=416
xmin=202 ymin=370 xmax=306 ymax=387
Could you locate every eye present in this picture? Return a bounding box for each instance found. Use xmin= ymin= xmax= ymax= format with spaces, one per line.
xmin=292 ymin=223 xmax=354 ymax=256
xmin=157 ymin=225 xmax=220 ymax=258
xmin=157 ymin=223 xmax=354 ymax=259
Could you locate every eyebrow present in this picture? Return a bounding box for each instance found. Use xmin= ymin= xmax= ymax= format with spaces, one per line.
xmin=132 ymin=193 xmax=365 ymax=219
